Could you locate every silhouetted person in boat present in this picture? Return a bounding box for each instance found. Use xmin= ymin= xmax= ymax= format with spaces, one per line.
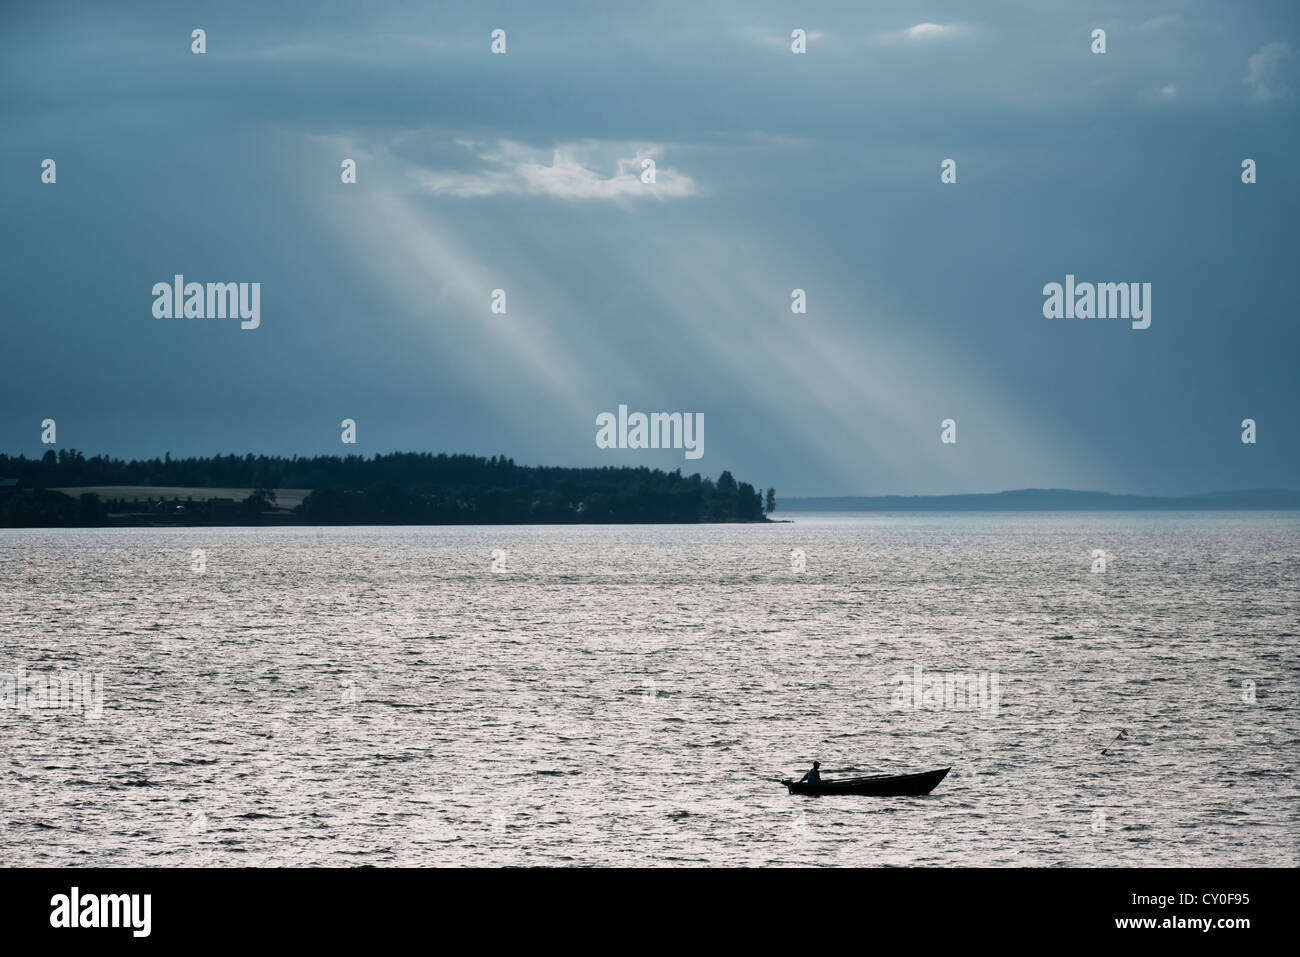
xmin=798 ymin=761 xmax=822 ymax=785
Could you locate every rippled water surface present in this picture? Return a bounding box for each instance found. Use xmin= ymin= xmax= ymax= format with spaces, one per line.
xmin=2 ymin=514 xmax=1297 ymax=866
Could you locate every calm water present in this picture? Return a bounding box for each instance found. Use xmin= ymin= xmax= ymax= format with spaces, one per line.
xmin=2 ymin=513 xmax=1297 ymax=866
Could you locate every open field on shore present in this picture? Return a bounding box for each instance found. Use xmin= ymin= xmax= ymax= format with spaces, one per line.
xmin=53 ymin=487 xmax=312 ymax=509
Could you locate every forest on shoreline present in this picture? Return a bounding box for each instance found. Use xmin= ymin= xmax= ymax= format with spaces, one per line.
xmin=0 ymin=450 xmax=773 ymax=527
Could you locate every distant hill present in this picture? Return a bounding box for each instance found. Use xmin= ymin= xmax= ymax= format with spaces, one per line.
xmin=780 ymin=488 xmax=1300 ymax=511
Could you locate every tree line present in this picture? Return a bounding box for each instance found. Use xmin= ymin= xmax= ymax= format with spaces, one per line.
xmin=0 ymin=450 xmax=775 ymax=526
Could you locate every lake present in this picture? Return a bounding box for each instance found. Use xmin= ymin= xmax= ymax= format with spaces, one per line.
xmin=2 ymin=513 xmax=1296 ymax=866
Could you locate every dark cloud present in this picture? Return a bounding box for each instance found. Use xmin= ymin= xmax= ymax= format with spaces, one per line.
xmin=2 ymin=1 xmax=1297 ymax=494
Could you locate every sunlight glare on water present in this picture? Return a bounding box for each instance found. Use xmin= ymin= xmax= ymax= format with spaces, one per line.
xmin=2 ymin=513 xmax=1296 ymax=866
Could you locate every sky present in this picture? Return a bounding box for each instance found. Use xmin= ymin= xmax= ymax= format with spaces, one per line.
xmin=2 ymin=0 xmax=1297 ymax=496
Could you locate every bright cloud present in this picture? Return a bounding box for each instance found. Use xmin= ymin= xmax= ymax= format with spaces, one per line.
xmin=1138 ymin=15 xmax=1182 ymax=32
xmin=748 ymin=27 xmax=825 ymax=48
xmin=872 ymin=23 xmax=967 ymax=46
xmin=408 ymin=141 xmax=699 ymax=201
xmin=1244 ymin=42 xmax=1293 ymax=101
xmin=905 ymin=23 xmax=952 ymax=39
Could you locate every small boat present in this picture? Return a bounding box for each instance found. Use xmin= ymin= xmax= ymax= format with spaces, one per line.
xmin=782 ymin=767 xmax=950 ymax=796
